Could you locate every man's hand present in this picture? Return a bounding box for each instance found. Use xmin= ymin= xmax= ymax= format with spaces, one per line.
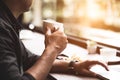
xmin=45 ymin=27 xmax=68 ymax=54
xmin=73 ymin=60 xmax=109 ymax=77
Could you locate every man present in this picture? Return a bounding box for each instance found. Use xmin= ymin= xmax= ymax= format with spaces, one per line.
xmin=0 ymin=0 xmax=108 ymax=80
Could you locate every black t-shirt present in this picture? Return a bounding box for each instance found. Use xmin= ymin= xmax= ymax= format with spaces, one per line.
xmin=0 ymin=1 xmax=39 ymax=80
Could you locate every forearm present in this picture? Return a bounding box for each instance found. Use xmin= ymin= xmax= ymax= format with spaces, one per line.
xmin=50 ymin=59 xmax=74 ymax=74
xmin=26 ymin=45 xmax=58 ymax=80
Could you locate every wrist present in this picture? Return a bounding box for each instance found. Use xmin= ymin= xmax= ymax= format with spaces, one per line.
xmin=68 ymin=61 xmax=75 ymax=70
xmin=68 ymin=60 xmax=81 ymax=75
xmin=67 ymin=61 xmax=77 ymax=74
xmin=45 ymin=44 xmax=59 ymax=54
xmin=42 ymin=45 xmax=58 ymax=60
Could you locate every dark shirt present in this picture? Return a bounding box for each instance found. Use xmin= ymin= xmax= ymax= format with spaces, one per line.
xmin=0 ymin=1 xmax=39 ymax=80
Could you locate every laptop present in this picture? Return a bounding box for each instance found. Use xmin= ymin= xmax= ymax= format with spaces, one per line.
xmin=90 ymin=65 xmax=120 ymax=80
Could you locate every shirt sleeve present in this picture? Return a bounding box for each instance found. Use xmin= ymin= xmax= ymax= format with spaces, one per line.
xmin=22 ymin=73 xmax=36 ymax=80
xmin=23 ymin=48 xmax=39 ymax=71
xmin=0 ymin=28 xmax=36 ymax=80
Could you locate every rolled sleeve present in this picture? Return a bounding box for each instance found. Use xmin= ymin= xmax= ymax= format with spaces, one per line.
xmin=22 ymin=73 xmax=35 ymax=80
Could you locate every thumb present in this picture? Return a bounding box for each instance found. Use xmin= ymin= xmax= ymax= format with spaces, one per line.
xmin=46 ymin=27 xmax=51 ymax=35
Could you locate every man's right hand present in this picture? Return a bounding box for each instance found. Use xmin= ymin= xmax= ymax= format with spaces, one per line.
xmin=45 ymin=27 xmax=68 ymax=55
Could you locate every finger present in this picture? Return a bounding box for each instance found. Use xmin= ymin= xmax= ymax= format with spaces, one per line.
xmin=87 ymin=61 xmax=109 ymax=71
xmin=46 ymin=27 xmax=51 ymax=35
xmin=95 ymin=61 xmax=109 ymax=71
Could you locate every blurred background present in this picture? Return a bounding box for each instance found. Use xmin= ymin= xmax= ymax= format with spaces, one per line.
xmin=21 ymin=0 xmax=120 ymax=47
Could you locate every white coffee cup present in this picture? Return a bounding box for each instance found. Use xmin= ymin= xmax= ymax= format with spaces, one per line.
xmin=43 ymin=19 xmax=64 ymax=33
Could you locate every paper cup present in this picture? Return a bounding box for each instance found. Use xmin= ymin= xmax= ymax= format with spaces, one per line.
xmin=43 ymin=19 xmax=64 ymax=33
